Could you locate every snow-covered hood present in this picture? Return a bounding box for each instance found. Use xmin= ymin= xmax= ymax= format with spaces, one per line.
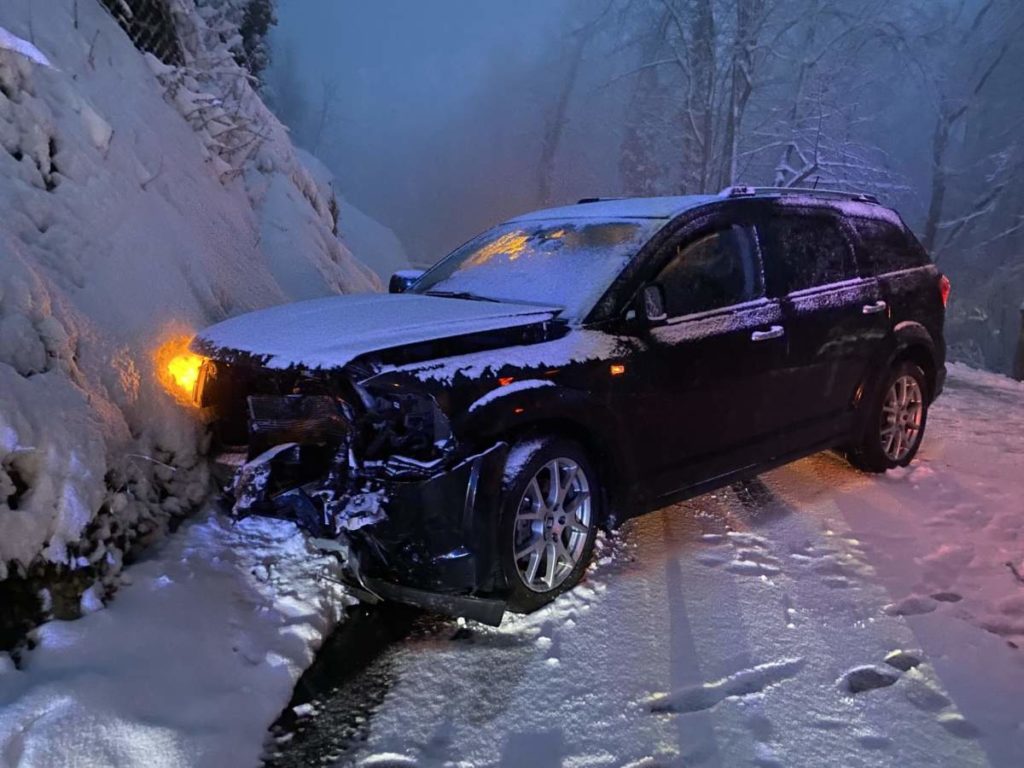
xmin=192 ymin=293 xmax=561 ymax=370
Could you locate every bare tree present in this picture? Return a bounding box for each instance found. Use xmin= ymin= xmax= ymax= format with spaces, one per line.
xmin=609 ymin=0 xmax=903 ymax=194
xmin=311 ymin=77 xmax=341 ymax=156
xmin=536 ymin=3 xmax=612 ymax=205
xmin=916 ymin=0 xmax=1024 ymax=255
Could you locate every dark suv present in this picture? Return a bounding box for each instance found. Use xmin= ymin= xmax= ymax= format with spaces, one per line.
xmin=187 ymin=186 xmax=948 ymax=625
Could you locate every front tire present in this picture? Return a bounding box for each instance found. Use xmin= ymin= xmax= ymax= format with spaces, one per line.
xmin=847 ymin=361 xmax=929 ymax=473
xmin=499 ymin=437 xmax=600 ymax=613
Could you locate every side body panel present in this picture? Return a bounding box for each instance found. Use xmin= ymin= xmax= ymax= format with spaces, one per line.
xmin=755 ymin=204 xmax=894 ymax=447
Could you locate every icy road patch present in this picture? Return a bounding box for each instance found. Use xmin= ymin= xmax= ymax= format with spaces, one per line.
xmin=0 ymin=515 xmax=349 ymax=768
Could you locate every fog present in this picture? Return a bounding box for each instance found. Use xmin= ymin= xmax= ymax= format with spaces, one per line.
xmin=267 ymin=0 xmax=585 ymax=262
xmin=266 ymin=0 xmax=1024 ymax=375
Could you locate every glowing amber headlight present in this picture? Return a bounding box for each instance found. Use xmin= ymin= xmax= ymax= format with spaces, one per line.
xmin=168 ymin=351 xmax=204 ymax=395
xmin=155 ymin=335 xmax=206 ymax=405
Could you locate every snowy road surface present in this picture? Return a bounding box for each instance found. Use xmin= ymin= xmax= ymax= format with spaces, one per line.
xmin=273 ymin=364 xmax=1024 ymax=768
xmin=2 ymin=363 xmax=1023 ymax=768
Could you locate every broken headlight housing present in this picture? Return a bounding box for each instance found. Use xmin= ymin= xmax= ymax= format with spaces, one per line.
xmin=356 ymin=383 xmax=457 ymax=479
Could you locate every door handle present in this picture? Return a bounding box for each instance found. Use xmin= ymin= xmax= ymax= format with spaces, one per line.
xmin=862 ymin=300 xmax=887 ymax=315
xmin=751 ymin=325 xmax=784 ymax=342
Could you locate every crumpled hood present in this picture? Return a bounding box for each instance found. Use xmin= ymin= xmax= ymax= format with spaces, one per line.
xmin=192 ymin=292 xmax=561 ymax=370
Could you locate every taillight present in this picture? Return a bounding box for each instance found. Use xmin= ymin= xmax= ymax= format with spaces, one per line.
xmin=939 ymin=274 xmax=951 ymax=307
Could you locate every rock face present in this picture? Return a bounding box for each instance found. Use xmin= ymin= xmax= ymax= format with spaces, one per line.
xmin=0 ymin=0 xmax=376 ymax=646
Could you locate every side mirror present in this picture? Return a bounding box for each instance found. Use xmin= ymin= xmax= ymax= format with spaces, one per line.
xmin=389 ymin=269 xmax=425 ymax=294
xmin=639 ymin=284 xmax=668 ymax=326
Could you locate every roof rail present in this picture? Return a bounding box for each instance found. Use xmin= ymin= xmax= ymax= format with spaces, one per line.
xmin=720 ymin=186 xmax=879 ymax=204
xmin=576 ymin=197 xmax=623 ymax=204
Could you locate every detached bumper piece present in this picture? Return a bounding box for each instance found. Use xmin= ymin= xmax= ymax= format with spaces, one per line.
xmin=334 ymin=549 xmax=506 ymax=627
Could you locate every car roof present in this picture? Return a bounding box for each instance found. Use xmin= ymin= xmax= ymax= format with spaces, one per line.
xmin=507 ymin=195 xmax=719 ymax=223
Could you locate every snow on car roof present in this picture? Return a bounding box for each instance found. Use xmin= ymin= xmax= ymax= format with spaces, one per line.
xmin=508 ymin=195 xmax=719 ymax=222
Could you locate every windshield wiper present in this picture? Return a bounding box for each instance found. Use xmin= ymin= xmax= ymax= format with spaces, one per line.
xmin=424 ymin=290 xmax=501 ymax=303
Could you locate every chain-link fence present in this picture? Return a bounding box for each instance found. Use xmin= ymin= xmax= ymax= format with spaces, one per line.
xmin=98 ymin=0 xmax=183 ymax=66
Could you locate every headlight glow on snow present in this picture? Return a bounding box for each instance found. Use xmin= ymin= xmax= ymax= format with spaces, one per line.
xmin=155 ymin=335 xmax=205 ymax=405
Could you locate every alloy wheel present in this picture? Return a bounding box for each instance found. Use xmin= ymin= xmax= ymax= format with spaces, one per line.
xmin=512 ymin=458 xmax=592 ymax=593
xmin=880 ymin=374 xmax=924 ymax=462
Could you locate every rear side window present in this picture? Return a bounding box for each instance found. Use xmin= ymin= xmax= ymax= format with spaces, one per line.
xmin=655 ymin=225 xmax=763 ymax=317
xmin=848 ymin=216 xmax=929 ymax=275
xmin=760 ymin=214 xmax=855 ymax=296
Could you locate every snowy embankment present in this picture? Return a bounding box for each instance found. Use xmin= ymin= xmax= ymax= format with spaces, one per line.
xmin=0 ymin=0 xmax=378 ymax=640
xmin=0 ymin=513 xmax=350 ymax=767
xmin=296 ymin=149 xmax=414 ymax=283
xmin=274 ymin=363 xmax=1024 ymax=768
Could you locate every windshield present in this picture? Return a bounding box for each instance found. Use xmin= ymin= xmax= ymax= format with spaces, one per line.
xmin=411 ymin=219 xmax=664 ymax=320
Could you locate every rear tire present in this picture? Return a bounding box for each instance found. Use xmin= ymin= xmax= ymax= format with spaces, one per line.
xmin=498 ymin=437 xmax=600 ymax=613
xmin=846 ymin=361 xmax=929 ymax=473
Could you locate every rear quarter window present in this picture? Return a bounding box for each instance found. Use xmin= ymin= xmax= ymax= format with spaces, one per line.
xmin=848 ymin=216 xmax=930 ymax=275
xmin=760 ymin=213 xmax=856 ymax=296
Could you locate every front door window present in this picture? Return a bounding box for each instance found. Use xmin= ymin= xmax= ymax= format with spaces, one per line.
xmin=654 ymin=225 xmax=764 ymax=317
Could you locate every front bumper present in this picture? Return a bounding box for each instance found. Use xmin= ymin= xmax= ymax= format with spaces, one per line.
xmin=224 ymin=441 xmax=511 ymax=626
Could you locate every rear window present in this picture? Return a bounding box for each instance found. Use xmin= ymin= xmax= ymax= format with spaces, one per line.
xmin=848 ymin=216 xmax=929 ymax=275
xmin=760 ymin=214 xmax=856 ymax=296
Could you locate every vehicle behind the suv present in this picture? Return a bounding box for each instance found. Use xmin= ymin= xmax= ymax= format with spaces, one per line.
xmin=176 ymin=186 xmax=948 ymax=625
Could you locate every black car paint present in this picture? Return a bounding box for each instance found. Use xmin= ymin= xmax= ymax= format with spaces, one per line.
xmin=199 ymin=192 xmax=946 ymax=625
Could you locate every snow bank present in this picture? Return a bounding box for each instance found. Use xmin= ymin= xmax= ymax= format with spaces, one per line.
xmin=0 ymin=0 xmax=375 ymax=630
xmin=0 ymin=512 xmax=350 ymax=767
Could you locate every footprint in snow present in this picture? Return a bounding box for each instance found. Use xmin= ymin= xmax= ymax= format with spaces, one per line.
xmin=883 ymin=595 xmax=937 ymax=616
xmin=696 ymin=550 xmax=732 ymax=568
xmin=856 ymin=734 xmax=892 ymax=750
xmin=647 ymin=658 xmax=805 ymax=714
xmin=883 ymin=649 xmax=922 ymax=672
xmin=822 ymin=576 xmax=852 ymax=589
xmin=902 ymin=677 xmax=951 ymax=712
xmin=725 ymin=531 xmax=769 ymax=549
xmin=840 ymin=665 xmax=901 ymax=694
xmin=938 ymin=713 xmax=981 ymax=738
xmin=724 ymin=560 xmax=781 ymax=577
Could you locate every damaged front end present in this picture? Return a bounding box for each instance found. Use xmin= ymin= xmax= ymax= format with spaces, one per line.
xmin=201 ymin=361 xmax=509 ymax=625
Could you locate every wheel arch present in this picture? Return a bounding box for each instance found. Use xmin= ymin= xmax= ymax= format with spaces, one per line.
xmin=458 ymin=388 xmax=635 ymax=526
xmin=891 ymin=321 xmax=938 ymax=401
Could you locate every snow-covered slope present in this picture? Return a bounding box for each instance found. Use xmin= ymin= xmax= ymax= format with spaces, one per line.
xmin=296 ymin=148 xmax=413 ymax=282
xmin=0 ymin=0 xmax=376 ymax=627
xmin=0 ymin=514 xmax=351 ymax=768
xmin=338 ymin=196 xmax=414 ymax=282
